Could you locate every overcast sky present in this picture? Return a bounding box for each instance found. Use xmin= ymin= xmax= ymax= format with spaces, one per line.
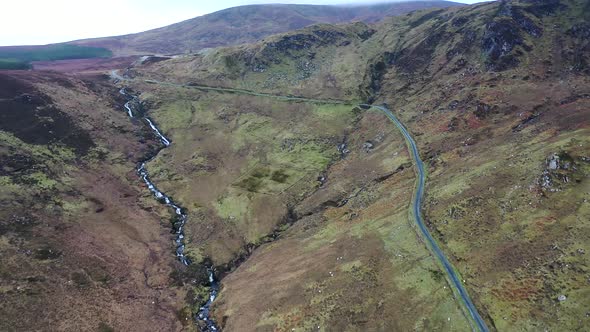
xmin=1 ymin=0 xmax=485 ymax=46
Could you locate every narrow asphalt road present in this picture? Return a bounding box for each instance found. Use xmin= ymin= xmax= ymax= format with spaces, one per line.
xmin=112 ymin=71 xmax=488 ymax=331
xmin=372 ymin=105 xmax=489 ymax=332
xmin=110 ymin=70 xmax=352 ymax=105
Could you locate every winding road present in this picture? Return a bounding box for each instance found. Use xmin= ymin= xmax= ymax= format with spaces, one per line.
xmin=113 ymin=70 xmax=488 ymax=332
xmin=371 ymin=105 xmax=489 ymax=332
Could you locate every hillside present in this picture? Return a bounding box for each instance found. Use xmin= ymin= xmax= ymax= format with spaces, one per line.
xmin=71 ymin=1 xmax=462 ymax=55
xmin=126 ymin=0 xmax=590 ymax=330
xmin=0 ymin=71 xmax=195 ymax=331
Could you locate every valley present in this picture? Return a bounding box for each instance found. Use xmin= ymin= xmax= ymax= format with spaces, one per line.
xmin=1 ymin=0 xmax=589 ymax=331
xmin=114 ymin=69 xmax=484 ymax=329
xmin=0 ymin=71 xmax=188 ymax=331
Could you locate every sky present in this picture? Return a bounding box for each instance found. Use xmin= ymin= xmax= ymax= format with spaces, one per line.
xmin=1 ymin=0 xmax=484 ymax=46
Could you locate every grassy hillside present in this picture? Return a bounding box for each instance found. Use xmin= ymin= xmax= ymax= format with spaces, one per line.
xmin=71 ymin=1 xmax=462 ymax=56
xmin=0 ymin=44 xmax=111 ymax=70
xmin=127 ymin=0 xmax=590 ymax=330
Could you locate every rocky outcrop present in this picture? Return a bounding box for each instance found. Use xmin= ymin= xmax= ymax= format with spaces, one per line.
xmin=481 ymin=18 xmax=524 ymax=71
xmin=481 ymin=1 xmax=545 ymax=71
xmin=247 ymin=25 xmax=355 ymax=72
xmin=538 ymin=152 xmax=578 ymax=193
xmin=566 ymin=23 xmax=590 ymax=73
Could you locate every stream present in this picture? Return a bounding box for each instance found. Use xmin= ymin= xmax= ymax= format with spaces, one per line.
xmin=119 ymin=88 xmax=219 ymax=331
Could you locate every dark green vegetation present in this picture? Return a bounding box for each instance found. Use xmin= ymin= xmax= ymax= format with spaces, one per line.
xmin=0 ymin=44 xmax=111 ymax=69
xmin=0 ymin=72 xmax=188 ymax=331
xmin=0 ymin=58 xmax=31 ymax=70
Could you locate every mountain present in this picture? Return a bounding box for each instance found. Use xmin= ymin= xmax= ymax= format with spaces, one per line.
xmin=71 ymin=1 xmax=463 ymax=55
xmin=1 ymin=0 xmax=589 ymax=331
xmin=0 ymin=2 xmax=463 ymax=69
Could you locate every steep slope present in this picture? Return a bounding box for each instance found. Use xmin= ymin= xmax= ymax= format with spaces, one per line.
xmin=127 ymin=0 xmax=590 ymax=330
xmin=72 ymin=1 xmax=462 ymax=56
xmin=0 ymin=44 xmax=112 ymax=70
xmin=131 ymin=22 xmax=378 ymax=100
xmin=2 ymin=0 xmax=588 ymax=330
xmin=0 ymin=72 xmax=200 ymax=331
xmin=370 ymin=1 xmax=590 ymax=330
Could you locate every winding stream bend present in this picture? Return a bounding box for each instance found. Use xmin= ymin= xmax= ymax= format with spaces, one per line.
xmin=119 ymin=88 xmax=219 ymax=331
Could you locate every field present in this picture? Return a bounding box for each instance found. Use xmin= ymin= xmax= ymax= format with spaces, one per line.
xmin=131 ymin=83 xmax=360 ymax=265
